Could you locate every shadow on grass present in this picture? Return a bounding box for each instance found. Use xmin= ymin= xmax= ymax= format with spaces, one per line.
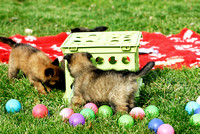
xmin=135 ymin=68 xmax=168 ymax=107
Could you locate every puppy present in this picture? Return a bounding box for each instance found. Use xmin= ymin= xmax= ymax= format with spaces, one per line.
xmin=0 ymin=37 xmax=65 ymax=94
xmin=64 ymin=52 xmax=155 ymax=112
xmin=71 ymin=26 xmax=108 ymax=33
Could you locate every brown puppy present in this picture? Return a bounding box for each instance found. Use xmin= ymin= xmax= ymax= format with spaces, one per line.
xmin=64 ymin=52 xmax=155 ymax=112
xmin=0 ymin=37 xmax=65 ymax=94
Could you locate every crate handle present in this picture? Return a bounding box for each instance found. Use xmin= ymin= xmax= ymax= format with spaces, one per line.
xmin=121 ymin=46 xmax=131 ymax=51
xmin=69 ymin=47 xmax=78 ymax=52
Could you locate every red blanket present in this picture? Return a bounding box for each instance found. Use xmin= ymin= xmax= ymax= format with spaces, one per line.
xmin=0 ymin=28 xmax=199 ymax=69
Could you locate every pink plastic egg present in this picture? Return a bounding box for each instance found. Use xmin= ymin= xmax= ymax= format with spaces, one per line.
xmin=129 ymin=107 xmax=145 ymax=120
xmin=83 ymin=103 xmax=98 ymax=114
xmin=32 ymin=104 xmax=48 ymax=118
xmin=59 ymin=108 xmax=74 ymax=120
xmin=157 ymin=124 xmax=174 ymax=134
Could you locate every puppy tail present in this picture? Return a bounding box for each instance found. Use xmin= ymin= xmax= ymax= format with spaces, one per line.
xmin=0 ymin=36 xmax=17 ymax=47
xmin=135 ymin=61 xmax=155 ymax=77
xmin=71 ymin=26 xmax=108 ymax=33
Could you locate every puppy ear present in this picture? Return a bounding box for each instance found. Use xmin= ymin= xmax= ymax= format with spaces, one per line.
xmin=45 ymin=68 xmax=54 ymax=77
xmin=64 ymin=54 xmax=73 ymax=63
xmin=85 ymin=52 xmax=92 ymax=60
xmin=52 ymin=58 xmax=59 ymax=66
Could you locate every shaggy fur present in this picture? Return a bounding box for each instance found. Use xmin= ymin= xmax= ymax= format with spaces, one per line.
xmin=0 ymin=36 xmax=65 ymax=94
xmin=64 ymin=52 xmax=155 ymax=112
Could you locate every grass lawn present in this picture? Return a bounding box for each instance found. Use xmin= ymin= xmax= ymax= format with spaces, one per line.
xmin=1 ymin=0 xmax=200 ymax=133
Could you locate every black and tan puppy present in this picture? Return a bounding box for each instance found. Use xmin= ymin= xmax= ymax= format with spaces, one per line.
xmin=71 ymin=26 xmax=108 ymax=33
xmin=0 ymin=37 xmax=65 ymax=94
xmin=64 ymin=52 xmax=155 ymax=113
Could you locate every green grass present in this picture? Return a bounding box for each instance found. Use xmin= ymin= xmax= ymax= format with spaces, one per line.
xmin=1 ymin=0 xmax=200 ymax=133
xmin=1 ymin=0 xmax=200 ymax=36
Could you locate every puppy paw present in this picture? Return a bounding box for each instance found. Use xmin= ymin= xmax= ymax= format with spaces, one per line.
xmin=37 ymin=88 xmax=48 ymax=94
xmin=115 ymin=106 xmax=128 ymax=113
xmin=46 ymin=87 xmax=51 ymax=92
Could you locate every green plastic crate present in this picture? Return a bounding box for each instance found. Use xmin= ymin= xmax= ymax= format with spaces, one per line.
xmin=61 ymin=31 xmax=142 ymax=102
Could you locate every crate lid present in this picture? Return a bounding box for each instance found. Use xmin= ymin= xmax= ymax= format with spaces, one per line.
xmin=61 ymin=31 xmax=141 ymax=48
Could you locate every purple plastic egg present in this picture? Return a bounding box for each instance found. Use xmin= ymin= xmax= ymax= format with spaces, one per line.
xmin=69 ymin=113 xmax=85 ymax=127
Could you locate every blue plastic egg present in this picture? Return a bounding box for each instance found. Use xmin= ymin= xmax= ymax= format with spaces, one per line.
xmin=5 ymin=99 xmax=21 ymax=113
xmin=194 ymin=107 xmax=200 ymax=114
xmin=148 ymin=118 xmax=164 ymax=133
xmin=185 ymin=101 xmax=200 ymax=115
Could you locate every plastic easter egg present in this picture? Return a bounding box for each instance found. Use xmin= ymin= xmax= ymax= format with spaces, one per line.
xmin=189 ymin=114 xmax=200 ymax=126
xmin=157 ymin=124 xmax=175 ymax=134
xmin=196 ymin=96 xmax=200 ymax=105
xmin=148 ymin=118 xmax=164 ymax=133
xmin=145 ymin=105 xmax=159 ymax=118
xmin=83 ymin=103 xmax=98 ymax=114
xmin=118 ymin=114 xmax=134 ymax=128
xmin=32 ymin=104 xmax=49 ymax=118
xmin=129 ymin=107 xmax=145 ymax=120
xmin=194 ymin=107 xmax=200 ymax=114
xmin=80 ymin=108 xmax=95 ymax=119
xmin=59 ymin=108 xmax=74 ymax=120
xmin=98 ymin=105 xmax=113 ymax=117
xmin=5 ymin=99 xmax=21 ymax=113
xmin=69 ymin=113 xmax=85 ymax=127
xmin=185 ymin=101 xmax=200 ymax=115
